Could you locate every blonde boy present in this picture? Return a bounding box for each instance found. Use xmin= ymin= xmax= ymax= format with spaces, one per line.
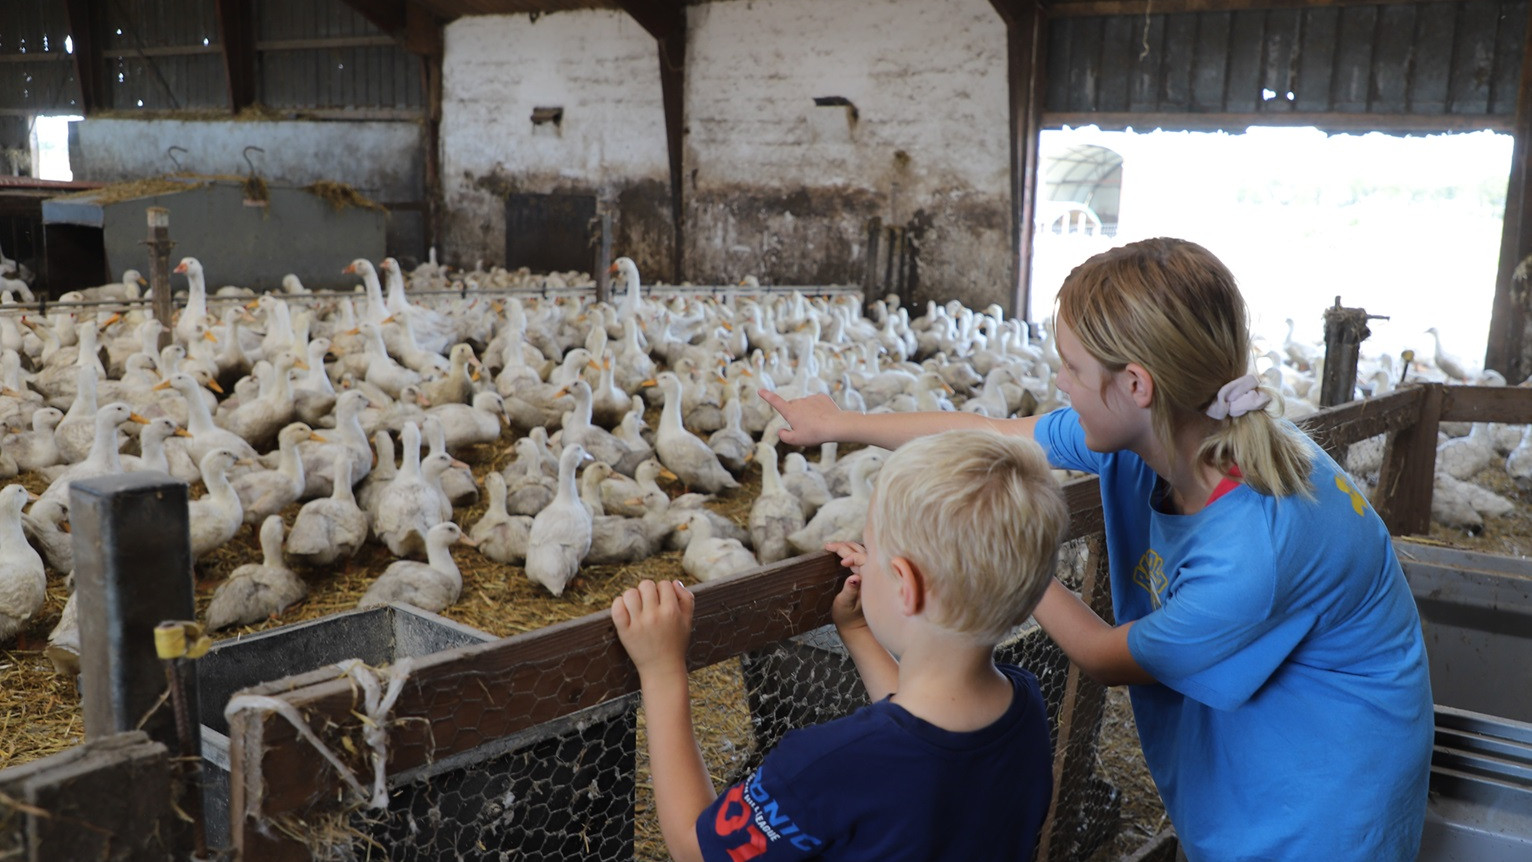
xmin=613 ymin=429 xmax=1069 ymax=861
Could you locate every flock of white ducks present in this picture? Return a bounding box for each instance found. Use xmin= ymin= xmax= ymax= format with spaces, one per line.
xmin=0 ymin=249 xmax=1525 ymax=668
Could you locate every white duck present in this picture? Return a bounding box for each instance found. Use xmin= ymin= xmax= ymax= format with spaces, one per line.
xmin=206 ymin=515 xmax=307 ymax=631
xmin=286 ymin=451 xmax=368 ymax=568
xmin=749 ymin=441 xmax=806 ymax=564
xmin=53 ymin=365 xmax=102 ymax=464
xmin=39 ymin=403 xmax=148 ymax=507
xmin=373 ymin=422 xmax=451 ymax=558
xmin=422 ymin=415 xmax=477 ymax=508
xmin=501 ymin=435 xmax=557 ymax=516
xmin=173 ymin=257 xmax=215 ymax=348
xmin=292 ymin=337 xmax=337 ymax=427
xmin=420 ymin=342 xmax=479 ymax=407
xmin=524 ymin=443 xmax=593 ymax=597
xmin=556 ymin=379 xmax=640 ymax=475
xmin=788 ymin=455 xmax=881 ymax=554
xmin=0 ymin=484 xmax=47 ymax=643
xmin=649 ymin=371 xmax=739 ymax=493
xmin=706 ymin=382 xmax=754 ymax=475
xmin=296 ymin=389 xmax=373 ymax=498
xmin=121 ymin=417 xmax=191 ymax=475
xmin=232 ymin=422 xmax=321 ymax=525
xmin=21 ymin=497 xmax=72 ymax=574
xmin=7 ymin=406 xmax=63 ymax=471
xmin=153 ymin=372 xmax=259 ymax=463
xmin=358 ymin=521 xmax=474 ymax=613
xmin=188 ymin=449 xmax=245 ymax=561
xmin=680 ymin=511 xmax=759 ymax=583
xmin=354 ymin=429 xmax=397 ymax=520
xmin=470 ymin=472 xmax=533 ymax=566
xmin=426 ymin=390 xmax=505 ymax=452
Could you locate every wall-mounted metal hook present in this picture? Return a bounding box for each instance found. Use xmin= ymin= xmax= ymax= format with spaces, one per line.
xmin=242 ymin=145 xmax=265 ymax=176
xmin=167 ymin=146 xmax=187 ymax=171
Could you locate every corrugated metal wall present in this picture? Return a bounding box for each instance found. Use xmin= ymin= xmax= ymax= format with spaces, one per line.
xmin=0 ymin=2 xmax=82 ymax=123
xmin=101 ymin=0 xmax=226 ymax=110
xmin=257 ymin=0 xmax=422 ymax=110
xmin=1046 ymin=0 xmax=1528 ymax=123
xmin=0 ymin=0 xmax=421 ymax=117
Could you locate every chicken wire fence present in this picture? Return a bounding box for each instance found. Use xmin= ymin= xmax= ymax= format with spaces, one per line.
xmin=224 ymin=536 xmax=1118 ymax=862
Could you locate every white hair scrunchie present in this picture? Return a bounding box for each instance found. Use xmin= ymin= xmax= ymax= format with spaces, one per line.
xmin=1205 ymin=374 xmax=1271 ymax=420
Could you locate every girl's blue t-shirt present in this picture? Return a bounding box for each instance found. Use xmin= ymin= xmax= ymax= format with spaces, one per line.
xmin=1036 ymin=407 xmax=1433 ymax=862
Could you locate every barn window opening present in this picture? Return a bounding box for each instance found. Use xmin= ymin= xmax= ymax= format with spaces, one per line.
xmin=1030 ymin=125 xmax=1512 ymax=369
xmin=30 ymin=115 xmax=79 ymax=181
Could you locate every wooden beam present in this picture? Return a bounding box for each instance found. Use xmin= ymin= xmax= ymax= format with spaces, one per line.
xmin=1486 ymin=7 xmax=1532 ymax=381
xmin=614 ymin=0 xmax=687 ymax=282
xmin=62 ymin=0 xmax=105 ymax=114
xmin=990 ymin=0 xmax=1048 ymax=321
xmin=215 ymin=0 xmax=256 ymax=113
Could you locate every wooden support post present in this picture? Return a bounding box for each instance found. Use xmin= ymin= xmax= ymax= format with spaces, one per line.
xmin=145 ymin=207 xmax=174 ymax=352
xmin=989 ymin=0 xmax=1048 ymax=321
xmin=73 ymin=472 xmax=195 ymax=743
xmin=1373 ymin=383 xmax=1444 ymax=536
xmin=70 ymin=472 xmax=198 ymax=857
xmin=614 ymin=0 xmax=687 ymax=282
xmin=215 ymin=0 xmax=257 ymax=113
xmin=1318 ymin=297 xmax=1375 ymax=408
xmin=1486 ymin=5 xmax=1532 ymax=382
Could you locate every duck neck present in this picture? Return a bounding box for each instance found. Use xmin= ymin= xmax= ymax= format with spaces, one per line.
xmin=425 ymin=535 xmax=460 ymax=578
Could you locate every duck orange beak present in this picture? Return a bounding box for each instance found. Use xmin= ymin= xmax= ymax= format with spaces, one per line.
xmin=206 ymin=378 xmax=224 ymax=393
xmin=152 ymin=378 xmax=173 ymax=391
xmin=98 ymin=312 xmax=122 ymax=331
xmin=128 ymin=413 xmax=150 ymax=425
xmin=173 ymin=428 xmax=193 ymax=438
xmin=343 ymin=262 xmax=357 ymax=274
xmin=308 ymin=431 xmax=327 ymax=443
xmin=203 ymin=329 xmax=218 ymax=343
xmin=457 ymin=534 xmax=479 ymax=549
xmin=607 ymin=262 xmax=620 ymax=275
xmin=173 ymin=261 xmax=189 ymax=274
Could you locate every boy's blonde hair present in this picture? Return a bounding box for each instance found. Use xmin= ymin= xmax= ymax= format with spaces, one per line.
xmin=868 ymin=430 xmax=1069 ymax=644
xmin=1057 ymin=237 xmax=1314 ymax=497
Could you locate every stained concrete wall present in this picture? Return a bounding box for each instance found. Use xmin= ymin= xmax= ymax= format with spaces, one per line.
xmin=441 ymin=10 xmax=672 ymax=279
xmin=73 ymin=118 xmax=425 ymax=260
xmin=685 ymin=0 xmax=1011 ymax=307
xmin=440 ymin=0 xmax=1012 ymax=307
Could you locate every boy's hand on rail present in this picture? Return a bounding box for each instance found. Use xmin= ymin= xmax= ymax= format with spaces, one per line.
xmin=612 ymin=579 xmax=695 ymax=678
xmin=825 ymin=541 xmax=869 ymax=633
xmin=758 ymin=390 xmax=845 ymax=448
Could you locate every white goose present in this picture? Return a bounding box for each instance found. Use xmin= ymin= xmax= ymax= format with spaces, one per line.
xmin=373 ymin=422 xmax=451 ymax=558
xmin=295 ymin=389 xmax=373 ymax=498
xmin=355 ymin=429 xmax=397 ymax=519
xmin=232 ymin=422 xmax=321 ymax=525
xmin=121 ymin=417 xmax=191 ymax=475
xmin=501 ymin=435 xmax=557 ymax=516
xmin=53 ymin=365 xmax=102 ymax=464
xmin=292 ymin=337 xmax=337 ymax=427
xmin=153 ymin=372 xmax=259 ymax=463
xmin=21 ymin=497 xmax=72 ymax=574
xmin=286 ymin=450 xmax=368 ymax=568
xmin=706 ymin=381 xmax=754 ymax=475
xmin=680 ymin=511 xmax=758 ymax=583
xmin=7 ymin=406 xmax=63 ymax=471
xmin=749 ymin=441 xmax=806 ymax=564
xmin=649 ymin=371 xmax=739 ymax=493
xmin=788 ymin=454 xmax=882 ymax=554
xmin=40 ymin=403 xmax=148 ymax=507
xmin=525 ymin=443 xmax=593 ymax=597
xmin=188 ymin=449 xmax=244 ymax=561
xmin=556 ymin=379 xmax=640 ymax=475
xmin=0 ymin=484 xmax=46 ymax=643
xmin=426 ymin=390 xmax=505 ymax=452
xmin=470 ymin=472 xmax=532 ymax=566
xmin=422 ymin=415 xmax=477 ymax=508
xmin=358 ymin=521 xmax=474 ymax=613
xmin=173 ymin=257 xmax=215 ymax=348
xmin=206 ymin=515 xmax=307 ymax=631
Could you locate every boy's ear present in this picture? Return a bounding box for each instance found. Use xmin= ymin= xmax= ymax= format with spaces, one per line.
xmin=1120 ymin=362 xmax=1154 ymax=408
xmin=889 ymin=556 xmax=925 ymax=617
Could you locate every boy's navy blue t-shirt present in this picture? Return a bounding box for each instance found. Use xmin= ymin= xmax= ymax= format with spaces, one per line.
xmin=695 ymin=663 xmax=1052 ymax=861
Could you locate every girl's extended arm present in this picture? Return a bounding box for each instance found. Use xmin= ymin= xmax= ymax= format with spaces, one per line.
xmin=1033 ymin=579 xmax=1155 ymax=686
xmin=759 ymin=391 xmax=1041 ymax=451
